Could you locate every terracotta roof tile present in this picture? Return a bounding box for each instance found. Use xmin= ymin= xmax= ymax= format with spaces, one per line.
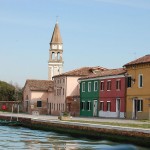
xmin=53 ymin=66 xmax=108 ymax=78
xmin=25 ymin=79 xmax=54 ymax=91
xmin=79 ymin=68 xmax=126 ymax=80
xmin=124 ymin=54 xmax=150 ymax=66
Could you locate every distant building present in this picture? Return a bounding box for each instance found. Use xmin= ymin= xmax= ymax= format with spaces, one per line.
xmin=48 ymin=22 xmax=64 ymax=80
xmin=124 ymin=54 xmax=150 ymax=120
xmin=23 ymin=80 xmax=53 ymax=115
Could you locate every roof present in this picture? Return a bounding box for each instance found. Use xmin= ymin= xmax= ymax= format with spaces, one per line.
xmin=24 ymin=80 xmax=54 ymax=91
xmin=53 ymin=66 xmax=108 ymax=78
xmin=79 ymin=68 xmax=126 ymax=80
xmin=50 ymin=22 xmax=62 ymax=44
xmin=124 ymin=54 xmax=150 ymax=66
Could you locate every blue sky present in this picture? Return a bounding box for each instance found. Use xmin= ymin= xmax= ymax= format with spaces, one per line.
xmin=0 ymin=0 xmax=150 ymax=87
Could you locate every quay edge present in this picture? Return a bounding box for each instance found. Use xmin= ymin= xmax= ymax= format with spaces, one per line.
xmin=0 ymin=115 xmax=149 ymax=148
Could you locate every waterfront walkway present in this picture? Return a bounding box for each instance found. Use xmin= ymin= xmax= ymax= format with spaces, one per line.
xmin=0 ymin=112 xmax=149 ymax=134
xmin=1 ymin=111 xmax=150 ymax=123
xmin=0 ymin=111 xmax=149 ymax=124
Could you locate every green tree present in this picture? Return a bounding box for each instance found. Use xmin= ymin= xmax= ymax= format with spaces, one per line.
xmin=0 ymin=81 xmax=22 ymax=101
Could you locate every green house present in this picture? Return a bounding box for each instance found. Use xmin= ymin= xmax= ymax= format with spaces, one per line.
xmin=80 ymin=79 xmax=99 ymax=117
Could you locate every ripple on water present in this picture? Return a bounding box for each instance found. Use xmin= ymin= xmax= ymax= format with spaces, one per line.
xmin=0 ymin=126 xmax=148 ymax=150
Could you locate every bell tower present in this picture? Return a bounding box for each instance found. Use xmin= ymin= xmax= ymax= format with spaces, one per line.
xmin=48 ymin=21 xmax=64 ymax=80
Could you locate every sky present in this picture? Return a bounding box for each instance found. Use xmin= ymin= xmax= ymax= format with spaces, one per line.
xmin=0 ymin=0 xmax=150 ymax=87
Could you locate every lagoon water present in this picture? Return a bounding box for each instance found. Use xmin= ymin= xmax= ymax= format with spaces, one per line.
xmin=0 ymin=126 xmax=148 ymax=150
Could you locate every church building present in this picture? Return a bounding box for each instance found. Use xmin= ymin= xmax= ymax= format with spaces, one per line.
xmin=23 ymin=21 xmax=64 ymax=115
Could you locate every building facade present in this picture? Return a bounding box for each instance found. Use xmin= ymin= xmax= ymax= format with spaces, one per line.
xmin=124 ymin=55 xmax=150 ymax=120
xmin=23 ymin=80 xmax=53 ymax=115
xmin=99 ymin=69 xmax=126 ymax=118
xmin=48 ymin=22 xmax=64 ymax=80
xmin=48 ymin=67 xmax=98 ymax=116
xmin=79 ymin=68 xmax=126 ymax=118
xmin=79 ymin=79 xmax=99 ymax=117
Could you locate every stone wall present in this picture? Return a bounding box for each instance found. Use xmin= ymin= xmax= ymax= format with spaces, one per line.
xmin=0 ymin=101 xmax=23 ymax=112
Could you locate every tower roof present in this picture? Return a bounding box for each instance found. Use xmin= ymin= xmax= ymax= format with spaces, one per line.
xmin=50 ymin=22 xmax=62 ymax=44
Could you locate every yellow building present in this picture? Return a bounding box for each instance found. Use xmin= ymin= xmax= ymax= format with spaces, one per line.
xmin=124 ymin=55 xmax=150 ymax=120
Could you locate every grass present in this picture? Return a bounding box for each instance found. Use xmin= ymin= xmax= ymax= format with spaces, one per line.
xmin=64 ymin=120 xmax=150 ymax=129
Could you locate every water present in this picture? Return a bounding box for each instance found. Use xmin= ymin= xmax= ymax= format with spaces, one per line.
xmin=0 ymin=126 xmax=148 ymax=150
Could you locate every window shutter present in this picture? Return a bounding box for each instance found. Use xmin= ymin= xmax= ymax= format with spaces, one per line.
xmin=141 ymin=100 xmax=143 ymax=111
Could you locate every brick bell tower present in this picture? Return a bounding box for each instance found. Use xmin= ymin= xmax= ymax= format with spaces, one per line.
xmin=48 ymin=21 xmax=64 ymax=80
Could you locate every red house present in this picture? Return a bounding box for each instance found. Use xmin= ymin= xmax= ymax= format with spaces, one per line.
xmin=98 ymin=68 xmax=126 ymax=118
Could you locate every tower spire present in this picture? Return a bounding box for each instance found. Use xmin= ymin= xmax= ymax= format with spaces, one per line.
xmin=50 ymin=21 xmax=62 ymax=44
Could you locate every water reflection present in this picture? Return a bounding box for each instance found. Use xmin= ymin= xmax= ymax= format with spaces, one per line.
xmin=0 ymin=126 xmax=148 ymax=150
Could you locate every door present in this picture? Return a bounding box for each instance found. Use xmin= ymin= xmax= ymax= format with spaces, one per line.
xmin=25 ymin=101 xmax=29 ymax=113
xmin=93 ymin=100 xmax=98 ymax=116
xmin=132 ymin=99 xmax=137 ymax=119
xmin=116 ymin=99 xmax=120 ymax=118
xmin=48 ymin=103 xmax=51 ymax=115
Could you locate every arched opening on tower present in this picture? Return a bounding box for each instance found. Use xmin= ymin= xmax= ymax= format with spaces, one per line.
xmin=52 ymin=52 xmax=55 ymax=60
xmin=57 ymin=52 xmax=60 ymax=60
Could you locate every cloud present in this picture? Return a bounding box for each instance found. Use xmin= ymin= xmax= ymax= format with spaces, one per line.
xmin=94 ymin=0 xmax=150 ymax=9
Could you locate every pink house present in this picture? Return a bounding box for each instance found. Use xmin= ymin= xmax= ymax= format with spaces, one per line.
xmin=49 ymin=67 xmax=98 ymax=116
xmin=23 ymin=80 xmax=53 ymax=115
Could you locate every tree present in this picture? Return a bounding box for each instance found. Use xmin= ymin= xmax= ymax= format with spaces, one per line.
xmin=0 ymin=81 xmax=23 ymax=101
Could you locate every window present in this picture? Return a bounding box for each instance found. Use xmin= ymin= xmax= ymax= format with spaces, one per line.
xmin=107 ymin=80 xmax=111 ymax=91
xmin=52 ymin=52 xmax=55 ymax=60
xmin=81 ymin=101 xmax=85 ymax=110
xmin=137 ymin=100 xmax=143 ymax=111
xmin=82 ymin=82 xmax=85 ymax=92
xmin=87 ymin=101 xmax=91 ymax=111
xmin=100 ymin=81 xmax=104 ymax=91
xmin=88 ymin=82 xmax=91 ymax=92
xmin=127 ymin=76 xmax=132 ymax=87
xmin=61 ymin=103 xmax=62 ymax=111
xmin=107 ymin=101 xmax=111 ymax=111
xmin=138 ymin=74 xmax=143 ymax=88
xmin=63 ymin=104 xmax=64 ymax=111
xmin=94 ymin=81 xmax=98 ymax=91
xmin=116 ymin=80 xmax=121 ymax=90
xmin=54 ymin=104 xmax=55 ymax=110
xmin=54 ymin=90 xmax=56 ymax=96
xmin=100 ymin=102 xmax=104 ymax=111
xmin=37 ymin=101 xmax=42 ymax=107
xmin=26 ymin=95 xmax=28 ymax=100
xmin=57 ymin=52 xmax=60 ymax=60
xmin=57 ymin=89 xmax=61 ymax=96
xmin=63 ymin=88 xmax=64 ymax=95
